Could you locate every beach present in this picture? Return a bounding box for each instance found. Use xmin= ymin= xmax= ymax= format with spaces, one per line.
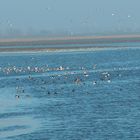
xmin=0 ymin=35 xmax=140 ymax=52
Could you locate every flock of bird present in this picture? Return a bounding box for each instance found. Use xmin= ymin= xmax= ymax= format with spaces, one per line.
xmin=0 ymin=64 xmax=118 ymax=99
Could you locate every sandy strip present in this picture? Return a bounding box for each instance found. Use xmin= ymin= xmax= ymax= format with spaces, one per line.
xmin=0 ymin=34 xmax=140 ymax=46
xmin=0 ymin=34 xmax=140 ymax=53
xmin=1 ymin=34 xmax=140 ymax=42
xmin=0 ymin=46 xmax=139 ymax=54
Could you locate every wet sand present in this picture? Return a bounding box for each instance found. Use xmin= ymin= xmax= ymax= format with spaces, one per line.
xmin=0 ymin=34 xmax=140 ymax=52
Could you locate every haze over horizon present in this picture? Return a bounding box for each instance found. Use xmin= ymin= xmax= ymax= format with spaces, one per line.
xmin=0 ymin=0 xmax=140 ymax=37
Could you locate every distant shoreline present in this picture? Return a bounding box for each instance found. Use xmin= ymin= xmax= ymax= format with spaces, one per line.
xmin=0 ymin=34 xmax=140 ymax=52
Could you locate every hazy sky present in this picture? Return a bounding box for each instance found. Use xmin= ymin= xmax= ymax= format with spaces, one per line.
xmin=0 ymin=0 xmax=140 ymax=35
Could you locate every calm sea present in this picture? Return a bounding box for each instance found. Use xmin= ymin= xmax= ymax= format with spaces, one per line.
xmin=0 ymin=45 xmax=140 ymax=139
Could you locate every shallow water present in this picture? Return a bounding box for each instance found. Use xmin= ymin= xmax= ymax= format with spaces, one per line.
xmin=0 ymin=47 xmax=140 ymax=140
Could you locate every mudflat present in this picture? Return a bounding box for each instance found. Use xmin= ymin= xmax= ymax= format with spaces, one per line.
xmin=0 ymin=34 xmax=140 ymax=52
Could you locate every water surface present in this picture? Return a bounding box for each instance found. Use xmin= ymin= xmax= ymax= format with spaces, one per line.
xmin=0 ymin=47 xmax=140 ymax=140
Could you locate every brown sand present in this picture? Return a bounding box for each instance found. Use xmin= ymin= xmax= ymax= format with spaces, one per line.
xmin=0 ymin=34 xmax=140 ymax=52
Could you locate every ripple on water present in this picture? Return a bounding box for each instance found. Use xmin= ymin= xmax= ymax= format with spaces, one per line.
xmin=0 ymin=116 xmax=41 ymax=139
xmin=0 ymin=87 xmax=42 ymax=139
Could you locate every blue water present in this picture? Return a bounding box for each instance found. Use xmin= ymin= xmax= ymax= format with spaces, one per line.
xmin=0 ymin=47 xmax=140 ymax=140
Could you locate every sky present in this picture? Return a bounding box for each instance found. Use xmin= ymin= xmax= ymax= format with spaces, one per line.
xmin=0 ymin=0 xmax=140 ymax=36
